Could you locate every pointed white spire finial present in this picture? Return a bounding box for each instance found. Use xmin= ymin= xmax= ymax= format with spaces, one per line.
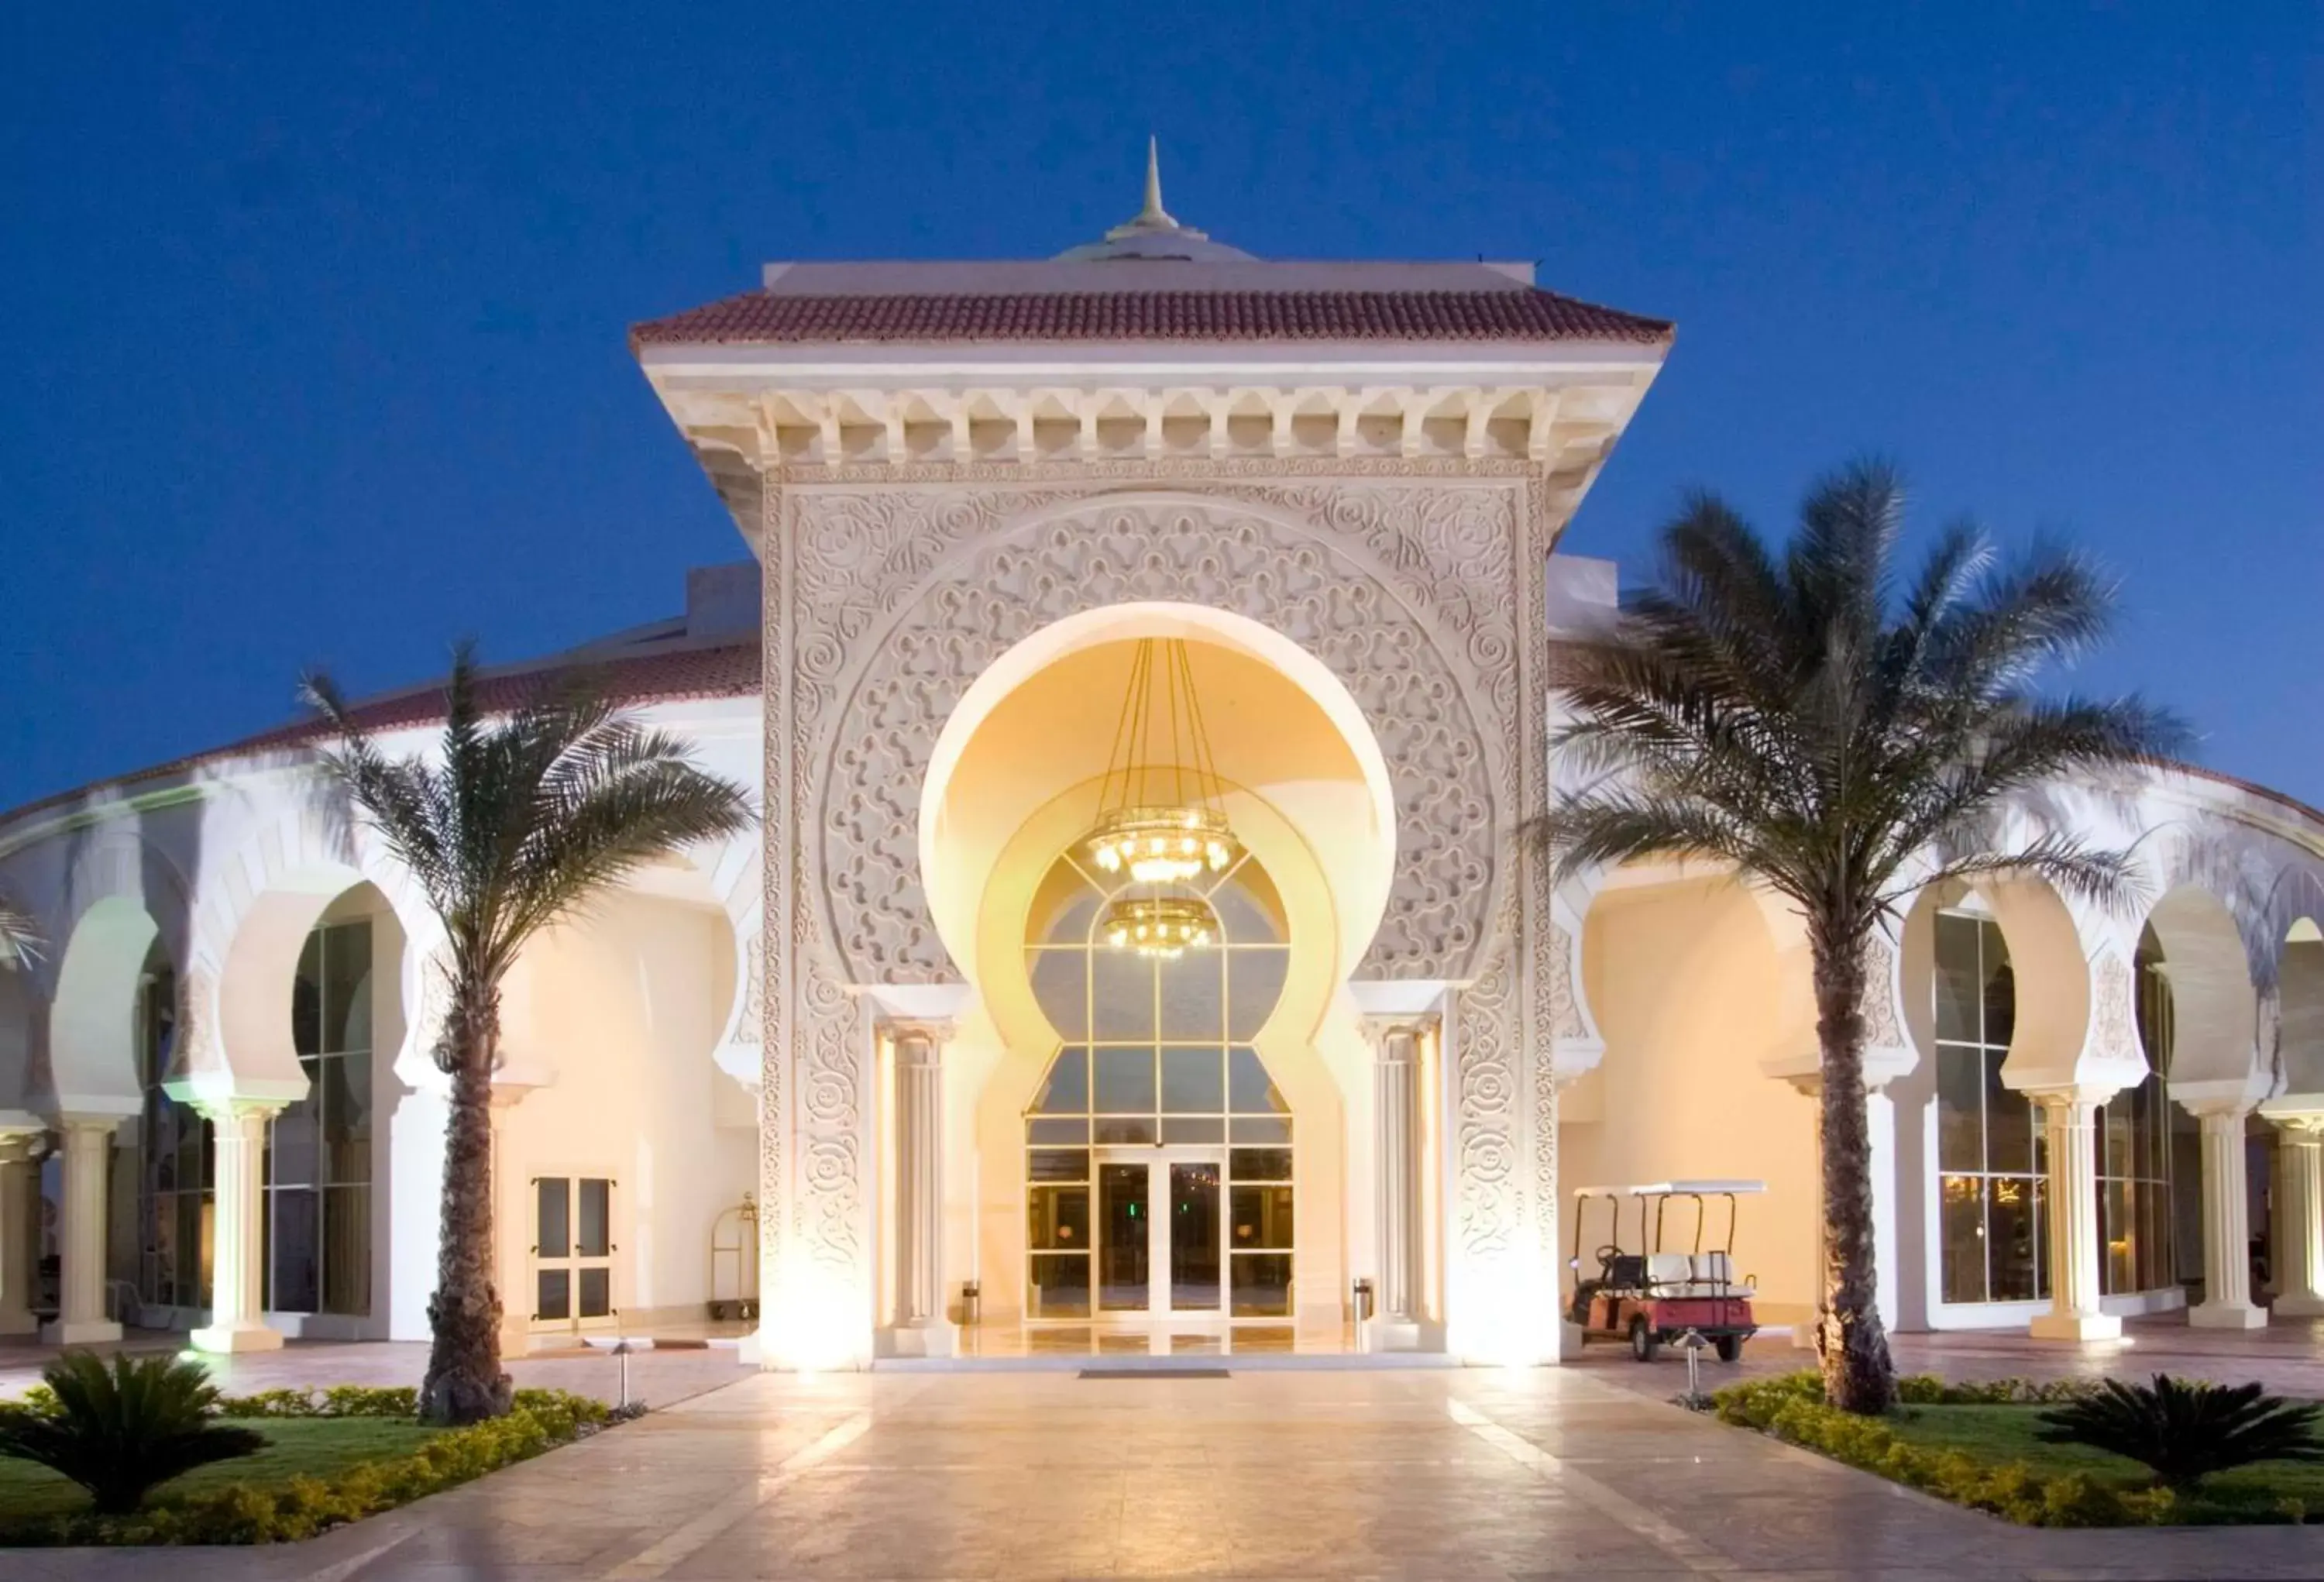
xmin=1094 ymin=136 xmax=1211 ymax=246
xmin=1136 ymin=135 xmax=1174 ymax=227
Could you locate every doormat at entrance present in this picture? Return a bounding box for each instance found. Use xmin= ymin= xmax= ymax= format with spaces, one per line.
xmin=1078 ymin=1367 xmax=1232 ymax=1379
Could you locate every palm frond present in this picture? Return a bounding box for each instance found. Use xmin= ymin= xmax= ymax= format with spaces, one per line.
xmin=1902 ymin=834 xmax=2147 ymax=914
xmin=0 ymin=1352 xmax=265 ymax=1515
xmin=302 ymin=645 xmax=758 ymax=1008
xmin=2037 ymin=1374 xmax=2324 ymax=1491
xmin=1535 ymin=459 xmax=2186 ymax=1415
xmin=1541 ymin=457 xmax=2184 ymax=942
xmin=0 ymin=902 xmax=41 ymax=968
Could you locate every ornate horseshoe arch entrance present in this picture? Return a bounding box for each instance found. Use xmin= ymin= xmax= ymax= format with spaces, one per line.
xmin=755 ymin=477 xmax=1569 ymax=1366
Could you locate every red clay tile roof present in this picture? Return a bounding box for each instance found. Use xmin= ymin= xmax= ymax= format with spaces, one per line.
xmin=631 ymin=288 xmax=1674 ymax=349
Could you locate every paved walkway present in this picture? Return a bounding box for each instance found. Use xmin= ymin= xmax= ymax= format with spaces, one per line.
xmin=9 ymin=1364 xmax=2324 ymax=1580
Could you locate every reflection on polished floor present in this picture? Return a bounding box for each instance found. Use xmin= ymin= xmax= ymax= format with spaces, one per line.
xmin=34 ymin=1364 xmax=2324 ymax=1579
xmin=956 ymin=1319 xmax=1355 ymax=1358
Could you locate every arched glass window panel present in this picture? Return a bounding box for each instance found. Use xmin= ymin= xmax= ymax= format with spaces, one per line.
xmin=2099 ymin=925 xmax=2176 ymax=1294
xmin=1022 ymin=848 xmax=1297 ymax=1319
xmin=1931 ymin=910 xmax=2045 ymax=1306
xmin=1029 ymin=951 xmax=1087 ymax=1043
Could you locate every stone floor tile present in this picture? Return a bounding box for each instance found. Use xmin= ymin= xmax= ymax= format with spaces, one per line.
xmin=15 ymin=1359 xmax=2324 ymax=1580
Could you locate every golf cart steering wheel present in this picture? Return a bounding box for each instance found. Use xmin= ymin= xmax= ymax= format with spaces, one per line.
xmin=1593 ymin=1243 xmax=1622 ymax=1266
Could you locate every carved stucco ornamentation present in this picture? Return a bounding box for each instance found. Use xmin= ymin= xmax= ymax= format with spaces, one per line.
xmin=758 ymin=471 xmax=1563 ymax=1347
xmin=758 ymin=485 xmax=791 ymax=1310
xmin=172 ymin=971 xmax=222 ymax=1078
xmin=734 ymin=931 xmax=763 ymax=1047
xmin=1858 ymin=936 xmax=1905 ymax=1050
xmin=2091 ymin=950 xmax=2137 ymax=1061
xmin=810 ymin=494 xmax=1505 ymax=986
xmin=1545 ymin=923 xmax=1585 ymax=1044
xmin=401 ymin=947 xmax=456 ymax=1073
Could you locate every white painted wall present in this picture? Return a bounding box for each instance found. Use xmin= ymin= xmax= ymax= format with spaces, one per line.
xmin=1565 ymin=878 xmax=1820 ymax=1324
xmin=494 ymin=892 xmax=748 ymax=1336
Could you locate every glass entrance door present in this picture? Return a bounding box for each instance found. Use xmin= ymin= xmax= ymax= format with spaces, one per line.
xmin=1093 ymin=1152 xmax=1224 ymax=1318
xmin=1097 ymin=1163 xmax=1150 ymax=1311
xmin=1167 ymin=1160 xmax=1222 ymax=1312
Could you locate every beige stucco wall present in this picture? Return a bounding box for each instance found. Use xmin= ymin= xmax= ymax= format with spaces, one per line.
xmin=1565 ymin=877 xmax=1820 ymax=1322
xmin=494 ymin=892 xmax=749 ymax=1331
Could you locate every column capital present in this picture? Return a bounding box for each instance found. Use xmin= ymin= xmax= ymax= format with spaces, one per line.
xmin=1359 ymin=1013 xmax=1438 ymax=1051
xmin=2183 ymin=1098 xmax=2258 ymax=1126
xmin=2018 ymin=1084 xmax=2120 ymax=1112
xmin=2259 ymin=1095 xmax=2324 ymax=1136
xmin=883 ymin=1018 xmax=957 ymax=1055
xmin=43 ymin=1111 xmax=131 ymax=1139
xmin=2172 ymin=1071 xmax=2268 ymax=1123
xmin=0 ymin=1113 xmax=45 ymax=1164
xmin=164 ymin=1068 xmax=306 ymax=1114
xmin=854 ymin=980 xmax=975 ymax=1030
xmin=188 ymin=1095 xmax=290 ymax=1127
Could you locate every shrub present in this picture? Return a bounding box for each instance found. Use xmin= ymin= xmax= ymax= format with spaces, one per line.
xmin=1893 ymin=1373 xmax=2095 ymax=1406
xmin=0 ymin=1388 xmax=617 ymax=1546
xmin=215 ymin=1386 xmax=422 ymax=1420
xmin=2037 ymin=1374 xmax=2324 ymax=1492
xmin=1714 ymin=1370 xmax=2178 ymax=1528
xmin=0 ymin=1352 xmax=266 ymax=1515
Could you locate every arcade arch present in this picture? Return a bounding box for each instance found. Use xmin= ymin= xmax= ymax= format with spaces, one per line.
xmin=899 ymin=610 xmax=1396 ymax=1343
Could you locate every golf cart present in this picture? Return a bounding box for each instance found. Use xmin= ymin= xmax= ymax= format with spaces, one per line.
xmin=1567 ymin=1180 xmax=1762 ymax=1362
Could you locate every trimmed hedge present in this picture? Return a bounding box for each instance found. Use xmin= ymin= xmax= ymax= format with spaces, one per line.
xmin=0 ymin=1386 xmax=614 ymax=1546
xmin=1713 ymin=1371 xmax=2181 ymax=1528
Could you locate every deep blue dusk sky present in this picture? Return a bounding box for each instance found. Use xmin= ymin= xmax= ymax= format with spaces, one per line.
xmin=4 ymin=4 xmax=2318 ymax=811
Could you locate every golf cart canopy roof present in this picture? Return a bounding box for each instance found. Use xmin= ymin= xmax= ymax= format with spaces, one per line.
xmin=1569 ymin=1180 xmax=1768 ymax=1197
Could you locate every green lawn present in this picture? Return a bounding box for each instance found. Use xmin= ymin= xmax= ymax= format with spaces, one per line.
xmin=0 ymin=1418 xmax=444 ymax=1525
xmin=1885 ymin=1402 xmax=2324 ymax=1522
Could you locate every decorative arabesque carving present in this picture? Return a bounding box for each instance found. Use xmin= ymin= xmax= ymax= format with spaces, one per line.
xmin=734 ymin=931 xmax=763 ymax=1047
xmin=1858 ymin=936 xmax=1905 ymax=1050
xmin=2090 ymin=951 xmax=2137 ymax=1061
xmin=810 ymin=495 xmax=1504 ymax=985
xmin=172 ymin=972 xmax=221 ymax=1078
xmin=1545 ymin=923 xmax=1585 ymax=1043
xmin=760 ymin=473 xmax=1560 ymax=1350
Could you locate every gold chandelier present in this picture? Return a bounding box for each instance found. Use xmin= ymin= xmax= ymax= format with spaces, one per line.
xmin=1101 ymin=893 xmax=1215 ymax=958
xmin=1083 ymin=637 xmax=1241 ymax=956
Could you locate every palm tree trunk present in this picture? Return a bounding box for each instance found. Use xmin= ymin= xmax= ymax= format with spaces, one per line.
xmin=1810 ymin=929 xmax=1897 ymax=1414
xmin=418 ymin=982 xmax=514 ymax=1426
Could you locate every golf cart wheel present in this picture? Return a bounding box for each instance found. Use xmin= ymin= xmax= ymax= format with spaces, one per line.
xmin=1628 ymin=1316 xmax=1659 ymax=1362
xmin=1714 ymin=1334 xmax=1742 ymax=1362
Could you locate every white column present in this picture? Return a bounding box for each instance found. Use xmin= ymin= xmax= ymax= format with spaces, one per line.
xmin=2272 ymin=1123 xmax=2324 ymax=1317
xmin=191 ymin=1101 xmax=287 ymax=1353
xmin=2186 ymin=1100 xmax=2265 ymax=1328
xmin=880 ymin=1019 xmax=954 ymax=1358
xmin=2027 ymin=1094 xmax=2122 ymax=1342
xmin=1363 ymin=1016 xmax=1438 ymax=1350
xmin=43 ymin=1116 xmax=123 ymax=1346
xmin=0 ymin=1135 xmax=39 ymax=1336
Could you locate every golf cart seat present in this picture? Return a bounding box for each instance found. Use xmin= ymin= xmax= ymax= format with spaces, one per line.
xmin=1645 ymin=1253 xmax=1693 ymax=1291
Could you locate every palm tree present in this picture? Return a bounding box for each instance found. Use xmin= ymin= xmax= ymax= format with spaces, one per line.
xmin=1535 ymin=461 xmax=2185 ymax=1414
xmin=305 ymin=646 xmax=754 ymax=1425
xmin=0 ymin=904 xmax=37 ymax=968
